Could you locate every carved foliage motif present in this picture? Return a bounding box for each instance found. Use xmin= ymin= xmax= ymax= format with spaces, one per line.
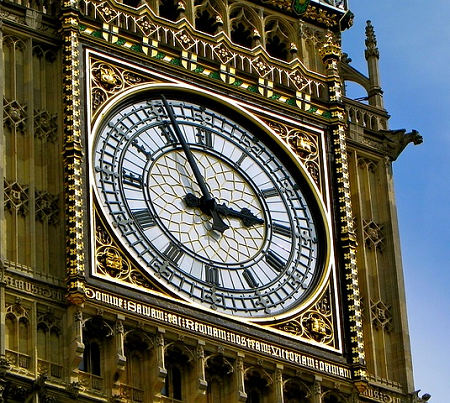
xmin=265 ymin=120 xmax=322 ymax=189
xmin=272 ymin=286 xmax=335 ymax=347
xmin=95 ymin=217 xmax=157 ymax=291
xmin=91 ymin=59 xmax=152 ymax=114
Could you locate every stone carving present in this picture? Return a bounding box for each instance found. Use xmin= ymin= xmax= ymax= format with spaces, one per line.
xmin=34 ymin=109 xmax=58 ymax=142
xmin=363 ymin=220 xmax=385 ymax=251
xmin=35 ymin=190 xmax=60 ymax=224
xmin=3 ymin=98 xmax=27 ymax=132
xmin=95 ymin=221 xmax=157 ymax=291
xmin=411 ymin=390 xmax=431 ymax=403
xmin=272 ymin=287 xmax=336 ymax=347
xmin=4 ymin=180 xmax=29 ymax=215
xmin=380 ymin=129 xmax=423 ymax=161
xmin=265 ymin=120 xmax=322 ymax=189
xmin=91 ymin=59 xmax=152 ymax=114
xmin=370 ymin=300 xmax=392 ymax=332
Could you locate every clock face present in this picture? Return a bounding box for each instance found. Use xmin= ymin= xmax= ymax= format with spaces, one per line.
xmin=92 ymin=92 xmax=327 ymax=319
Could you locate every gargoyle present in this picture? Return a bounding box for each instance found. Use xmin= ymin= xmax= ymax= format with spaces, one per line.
xmin=380 ymin=129 xmax=423 ymax=160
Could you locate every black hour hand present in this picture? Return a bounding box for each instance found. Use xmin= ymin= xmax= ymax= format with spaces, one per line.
xmin=184 ymin=193 xmax=264 ymax=228
xmin=215 ymin=203 xmax=264 ymax=227
xmin=184 ymin=193 xmax=229 ymax=233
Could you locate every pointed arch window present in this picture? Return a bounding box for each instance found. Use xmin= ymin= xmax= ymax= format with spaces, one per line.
xmin=5 ymin=301 xmax=31 ymax=371
xmin=122 ymin=331 xmax=151 ymax=401
xmin=80 ymin=339 xmax=101 ymax=376
xmin=159 ymin=0 xmax=183 ymax=22
xmin=37 ymin=309 xmax=63 ymax=379
xmin=230 ymin=7 xmax=260 ymax=49
xmin=194 ymin=0 xmax=223 ymax=35
xmin=265 ymin=19 xmax=292 ymax=61
xmin=244 ymin=369 xmax=270 ymax=403
xmin=283 ymin=379 xmax=310 ymax=403
xmin=79 ymin=317 xmax=113 ymax=392
xmin=161 ymin=345 xmax=191 ymax=401
xmin=206 ymin=354 xmax=234 ymax=403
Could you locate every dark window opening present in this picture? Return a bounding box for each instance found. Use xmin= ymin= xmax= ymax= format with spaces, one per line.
xmin=161 ymin=365 xmax=182 ymax=400
xmin=247 ymin=389 xmax=260 ymax=403
xmin=196 ymin=10 xmax=219 ymax=35
xmin=231 ymin=22 xmax=253 ymax=48
xmin=123 ymin=0 xmax=141 ymax=7
xmin=324 ymin=395 xmax=340 ymax=403
xmin=80 ymin=341 xmax=101 ymax=376
xmin=159 ymin=0 xmax=181 ymax=22
xmin=266 ymin=35 xmax=288 ymax=61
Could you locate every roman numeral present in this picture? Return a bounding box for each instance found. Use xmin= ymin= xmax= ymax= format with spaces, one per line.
xmin=205 ymin=265 xmax=220 ymax=286
xmin=235 ymin=152 xmax=247 ymax=167
xmin=265 ymin=250 xmax=286 ymax=272
xmin=243 ymin=268 xmax=259 ymax=288
xmin=122 ymin=169 xmax=143 ymax=188
xmin=131 ymin=138 xmax=152 ymax=158
xmin=132 ymin=208 xmax=155 ymax=229
xmin=273 ymin=223 xmax=292 ymax=238
xmin=160 ymin=124 xmax=176 ymax=144
xmin=196 ymin=128 xmax=213 ymax=148
xmin=163 ymin=242 xmax=184 ymax=265
xmin=95 ymin=164 xmax=118 ymax=180
xmin=261 ymin=188 xmax=279 ymax=198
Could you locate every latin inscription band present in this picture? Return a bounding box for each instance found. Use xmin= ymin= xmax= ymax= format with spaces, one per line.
xmin=85 ymin=287 xmax=351 ymax=379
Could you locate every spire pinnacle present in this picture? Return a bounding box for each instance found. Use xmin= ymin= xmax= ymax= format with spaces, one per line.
xmin=365 ymin=20 xmax=380 ymax=60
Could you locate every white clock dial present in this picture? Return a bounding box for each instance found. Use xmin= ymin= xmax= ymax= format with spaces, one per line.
xmin=93 ymin=94 xmax=326 ymax=319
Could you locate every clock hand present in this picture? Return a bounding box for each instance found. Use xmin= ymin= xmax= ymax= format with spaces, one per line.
xmin=185 ymin=193 xmax=264 ymax=227
xmin=160 ymin=95 xmax=229 ymax=233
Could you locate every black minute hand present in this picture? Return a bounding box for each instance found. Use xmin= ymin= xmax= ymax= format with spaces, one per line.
xmin=160 ymin=96 xmax=229 ymax=233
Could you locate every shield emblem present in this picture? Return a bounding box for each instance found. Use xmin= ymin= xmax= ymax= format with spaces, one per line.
xmin=292 ymin=0 xmax=310 ymax=15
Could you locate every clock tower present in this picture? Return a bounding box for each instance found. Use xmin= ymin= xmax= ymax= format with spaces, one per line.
xmin=0 ymin=1 xmax=427 ymax=403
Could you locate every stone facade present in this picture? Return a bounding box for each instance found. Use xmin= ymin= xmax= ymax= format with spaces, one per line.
xmin=0 ymin=1 xmax=425 ymax=402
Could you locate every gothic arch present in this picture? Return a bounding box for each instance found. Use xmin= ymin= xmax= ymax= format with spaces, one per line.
xmin=283 ymin=378 xmax=311 ymax=403
xmin=229 ymin=4 xmax=262 ymax=49
xmin=194 ymin=0 xmax=225 ymax=35
xmin=264 ymin=16 xmax=295 ymax=61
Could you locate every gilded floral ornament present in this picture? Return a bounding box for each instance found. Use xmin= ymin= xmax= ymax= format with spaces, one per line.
xmin=258 ymin=0 xmax=292 ymax=12
xmin=304 ymin=6 xmax=340 ymax=28
xmin=213 ymin=43 xmax=235 ymax=65
xmin=251 ymin=56 xmax=273 ymax=78
xmin=272 ymin=288 xmax=336 ymax=347
xmin=318 ymin=32 xmax=341 ymax=63
xmin=175 ymin=29 xmax=196 ymax=51
xmin=136 ymin=15 xmax=158 ymax=37
xmin=90 ymin=59 xmax=151 ymax=114
xmin=95 ymin=220 xmax=157 ymax=291
xmin=265 ymin=120 xmax=321 ymax=188
xmin=303 ymin=312 xmax=333 ymax=343
xmin=97 ymin=2 xmax=119 ymax=23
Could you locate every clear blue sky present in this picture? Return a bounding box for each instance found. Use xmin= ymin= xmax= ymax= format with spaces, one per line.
xmin=342 ymin=1 xmax=450 ymax=401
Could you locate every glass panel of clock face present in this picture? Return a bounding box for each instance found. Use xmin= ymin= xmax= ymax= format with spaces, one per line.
xmin=93 ymin=96 xmax=322 ymax=319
